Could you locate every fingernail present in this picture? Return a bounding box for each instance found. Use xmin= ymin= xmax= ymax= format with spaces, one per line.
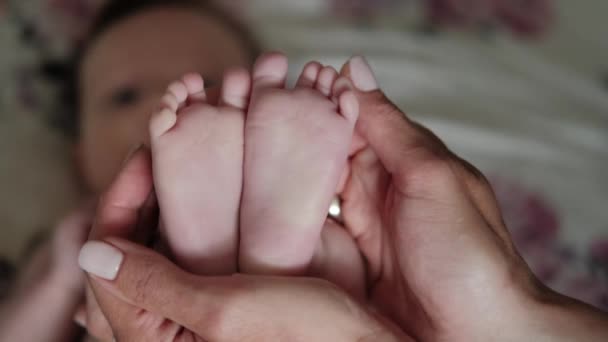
xmin=78 ymin=241 xmax=123 ymax=280
xmin=348 ymin=56 xmax=378 ymax=91
xmin=122 ymin=144 xmax=143 ymax=167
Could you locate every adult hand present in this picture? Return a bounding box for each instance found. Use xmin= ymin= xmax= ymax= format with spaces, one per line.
xmin=0 ymin=204 xmax=92 ymax=342
xmin=79 ymin=147 xmax=409 ymax=342
xmin=336 ymin=56 xmax=608 ymax=341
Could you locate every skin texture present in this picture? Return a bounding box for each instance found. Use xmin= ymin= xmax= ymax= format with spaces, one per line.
xmin=0 ymin=205 xmax=92 ymax=342
xmin=0 ymin=7 xmax=254 ymax=341
xmin=83 ymin=147 xmax=409 ymax=342
xmin=337 ymin=57 xmax=608 ymax=341
xmin=74 ymin=10 xmax=367 ymax=338
xmin=239 ymin=53 xmax=359 ymax=276
xmin=79 ymin=7 xmax=250 ymax=193
xmin=77 ymin=9 xmax=253 ymax=338
xmin=79 ymin=57 xmax=608 ymax=342
xmin=150 ymin=71 xmax=247 ymax=276
xmin=3 ymin=6 xmax=604 ymax=341
xmin=149 ymin=51 xmax=365 ymax=290
xmin=82 ymin=53 xmax=367 ymax=340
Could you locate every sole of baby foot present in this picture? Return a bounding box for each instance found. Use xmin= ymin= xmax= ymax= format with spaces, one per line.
xmin=150 ymin=71 xmax=250 ymax=275
xmin=239 ymin=53 xmax=359 ymax=276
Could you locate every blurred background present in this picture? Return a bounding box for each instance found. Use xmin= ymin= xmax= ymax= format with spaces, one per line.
xmin=0 ymin=0 xmax=606 ymax=310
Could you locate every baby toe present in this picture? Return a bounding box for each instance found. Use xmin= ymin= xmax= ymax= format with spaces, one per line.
xmin=332 ymin=76 xmax=354 ymax=99
xmin=220 ymin=68 xmax=251 ymax=110
xmin=316 ymin=66 xmax=338 ymax=97
xmin=161 ymin=92 xmax=179 ymax=112
xmin=167 ymin=81 xmax=189 ymax=106
xmin=251 ymin=52 xmax=289 ymax=93
xmin=182 ymin=73 xmax=207 ymax=103
xmin=295 ymin=61 xmax=322 ymax=88
xmin=338 ymin=90 xmax=359 ymax=124
xmin=149 ymin=108 xmax=177 ymax=139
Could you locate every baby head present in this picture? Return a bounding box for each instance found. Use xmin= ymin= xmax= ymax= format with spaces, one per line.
xmin=69 ymin=0 xmax=260 ymax=193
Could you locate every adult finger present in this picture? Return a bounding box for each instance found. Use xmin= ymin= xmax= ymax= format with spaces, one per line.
xmin=49 ymin=204 xmax=112 ymax=341
xmin=83 ymin=286 xmax=114 ymax=341
xmin=447 ymin=155 xmax=514 ymax=246
xmin=410 ymin=117 xmax=509 ymax=237
xmin=310 ymin=218 xmax=367 ymax=299
xmin=341 ymin=57 xmax=509 ymax=238
xmin=340 ymin=57 xmax=450 ymax=190
xmin=80 ymin=237 xmax=410 ymax=342
xmin=85 ymin=146 xmax=162 ymax=340
xmin=338 ymin=146 xmax=390 ymax=281
xmin=89 ymin=145 xmax=155 ymax=241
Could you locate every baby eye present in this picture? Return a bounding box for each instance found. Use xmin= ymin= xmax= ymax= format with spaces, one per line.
xmin=109 ymin=86 xmax=140 ymax=108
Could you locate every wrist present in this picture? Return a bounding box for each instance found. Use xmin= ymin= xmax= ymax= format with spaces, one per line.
xmin=528 ymin=289 xmax=608 ymax=341
xmin=457 ymin=272 xmax=608 ymax=342
xmin=505 ymin=284 xmax=608 ymax=342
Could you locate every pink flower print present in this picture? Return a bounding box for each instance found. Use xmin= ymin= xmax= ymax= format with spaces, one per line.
xmin=490 ymin=177 xmax=560 ymax=251
xmin=495 ymin=0 xmax=554 ymax=37
xmin=522 ymin=244 xmax=563 ymax=282
xmin=425 ymin=0 xmax=553 ymax=37
xmin=518 ymin=194 xmax=559 ymax=245
xmin=49 ymin=0 xmax=96 ymax=18
xmin=590 ymin=239 xmax=608 ymax=264
xmin=331 ymin=0 xmax=402 ymax=19
xmin=425 ymin=0 xmax=499 ymax=28
xmin=46 ymin=0 xmax=107 ymax=43
xmin=561 ymin=276 xmax=608 ymax=311
xmin=590 ymin=239 xmax=608 ymax=281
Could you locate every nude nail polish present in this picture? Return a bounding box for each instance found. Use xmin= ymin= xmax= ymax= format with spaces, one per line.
xmin=349 ymin=56 xmax=379 ymax=92
xmin=78 ymin=241 xmax=123 ymax=280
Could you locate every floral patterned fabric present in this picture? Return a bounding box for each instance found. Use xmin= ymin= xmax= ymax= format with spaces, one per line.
xmin=426 ymin=0 xmax=553 ymax=36
xmin=493 ymin=178 xmax=607 ymax=311
xmin=1 ymin=0 xmax=606 ymax=312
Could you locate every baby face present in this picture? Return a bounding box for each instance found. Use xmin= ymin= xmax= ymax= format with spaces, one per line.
xmin=78 ymin=7 xmax=251 ymax=193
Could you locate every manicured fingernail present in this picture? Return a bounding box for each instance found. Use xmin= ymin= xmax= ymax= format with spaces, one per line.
xmin=78 ymin=241 xmax=123 ymax=280
xmin=122 ymin=144 xmax=143 ymax=166
xmin=348 ymin=56 xmax=378 ymax=91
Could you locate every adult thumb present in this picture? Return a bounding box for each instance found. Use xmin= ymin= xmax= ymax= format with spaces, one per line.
xmin=79 ymin=238 xmax=408 ymax=341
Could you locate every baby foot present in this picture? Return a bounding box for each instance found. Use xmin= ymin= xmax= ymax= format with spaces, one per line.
xmin=150 ymin=70 xmax=250 ymax=275
xmin=240 ymin=53 xmax=359 ymax=275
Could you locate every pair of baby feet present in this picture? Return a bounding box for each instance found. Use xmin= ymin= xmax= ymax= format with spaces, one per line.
xmin=149 ymin=52 xmax=359 ymax=277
